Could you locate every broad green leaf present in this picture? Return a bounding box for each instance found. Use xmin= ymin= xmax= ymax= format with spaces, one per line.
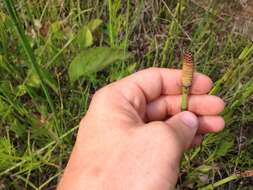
xmin=78 ymin=27 xmax=93 ymax=49
xmin=68 ymin=47 xmax=131 ymax=82
xmin=76 ymin=19 xmax=103 ymax=49
xmin=87 ymin=19 xmax=103 ymax=31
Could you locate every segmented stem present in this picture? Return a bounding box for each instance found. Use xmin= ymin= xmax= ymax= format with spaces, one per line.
xmin=181 ymin=87 xmax=189 ymax=111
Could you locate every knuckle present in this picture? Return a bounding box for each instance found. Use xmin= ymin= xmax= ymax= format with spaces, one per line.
xmin=136 ymin=67 xmax=159 ymax=75
xmin=146 ymin=67 xmax=159 ymax=73
xmin=92 ymin=85 xmax=113 ymax=102
xmin=90 ymin=84 xmax=118 ymax=109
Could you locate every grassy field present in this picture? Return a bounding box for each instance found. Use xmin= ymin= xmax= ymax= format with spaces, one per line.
xmin=0 ymin=0 xmax=253 ymax=189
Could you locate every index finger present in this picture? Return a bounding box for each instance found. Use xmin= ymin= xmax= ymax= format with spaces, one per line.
xmin=114 ymin=68 xmax=213 ymax=103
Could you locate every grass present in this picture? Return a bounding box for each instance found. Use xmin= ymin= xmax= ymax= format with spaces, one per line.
xmin=0 ymin=0 xmax=253 ymax=189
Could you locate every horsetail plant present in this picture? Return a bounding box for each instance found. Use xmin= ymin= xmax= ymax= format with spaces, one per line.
xmin=181 ymin=50 xmax=194 ymax=111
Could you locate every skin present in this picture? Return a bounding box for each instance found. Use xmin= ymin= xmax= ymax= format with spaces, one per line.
xmin=57 ymin=68 xmax=225 ymax=190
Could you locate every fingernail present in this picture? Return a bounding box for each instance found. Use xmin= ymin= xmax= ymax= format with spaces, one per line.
xmin=181 ymin=111 xmax=198 ymax=129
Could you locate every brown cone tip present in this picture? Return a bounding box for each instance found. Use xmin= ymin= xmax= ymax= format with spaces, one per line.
xmin=182 ymin=50 xmax=194 ymax=87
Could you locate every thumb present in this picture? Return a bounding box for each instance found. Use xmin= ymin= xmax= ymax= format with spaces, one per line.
xmin=166 ymin=111 xmax=199 ymax=151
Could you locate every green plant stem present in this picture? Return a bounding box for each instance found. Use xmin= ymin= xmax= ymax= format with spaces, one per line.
xmin=4 ymin=0 xmax=58 ymax=128
xmin=108 ymin=0 xmax=114 ymax=47
xmin=181 ymin=86 xmax=189 ymax=111
xmin=200 ymin=174 xmax=239 ymax=190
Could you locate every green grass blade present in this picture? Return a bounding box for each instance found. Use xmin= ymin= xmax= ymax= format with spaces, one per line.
xmin=108 ymin=0 xmax=114 ymax=47
xmin=0 ymin=125 xmax=79 ymax=176
xmin=4 ymin=0 xmax=58 ymax=127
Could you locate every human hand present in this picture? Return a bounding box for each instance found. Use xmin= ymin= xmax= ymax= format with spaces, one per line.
xmin=57 ymin=68 xmax=225 ymax=190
